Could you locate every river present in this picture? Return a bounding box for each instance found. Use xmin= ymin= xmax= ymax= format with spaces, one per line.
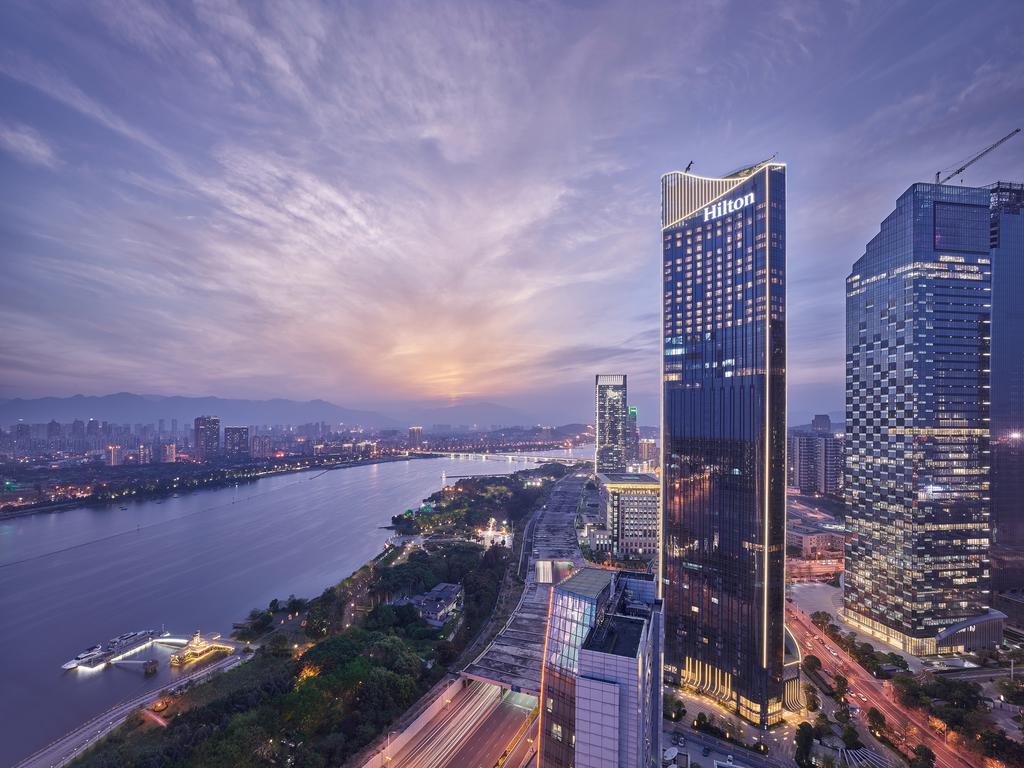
xmin=0 ymin=450 xmax=589 ymax=766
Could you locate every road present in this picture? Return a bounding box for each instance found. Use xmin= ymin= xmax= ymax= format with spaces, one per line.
xmin=385 ymin=681 xmax=533 ymax=768
xmin=787 ymin=604 xmax=972 ymax=768
xmin=15 ymin=654 xmax=242 ymax=768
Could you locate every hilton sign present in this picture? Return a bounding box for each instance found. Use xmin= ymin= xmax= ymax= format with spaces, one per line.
xmin=703 ymin=191 xmax=755 ymax=223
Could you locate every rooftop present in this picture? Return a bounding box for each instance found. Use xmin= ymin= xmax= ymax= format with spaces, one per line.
xmin=556 ymin=567 xmax=613 ymax=601
xmin=597 ymin=472 xmax=659 ymax=486
xmin=583 ymin=614 xmax=645 ymax=658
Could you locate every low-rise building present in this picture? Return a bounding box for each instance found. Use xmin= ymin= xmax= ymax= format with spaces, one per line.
xmin=788 ymin=524 xmax=844 ymax=558
xmin=393 ymin=582 xmax=464 ymax=627
xmin=597 ymin=473 xmax=660 ymax=560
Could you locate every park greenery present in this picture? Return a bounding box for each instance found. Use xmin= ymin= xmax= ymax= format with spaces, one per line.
xmin=890 ymin=672 xmax=1024 ymax=766
xmin=72 ymin=470 xmax=549 ymax=768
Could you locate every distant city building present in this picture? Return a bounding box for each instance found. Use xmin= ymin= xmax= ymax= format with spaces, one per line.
xmin=788 ymin=524 xmax=844 ymax=559
xmin=161 ymin=443 xmax=177 ymax=463
xmin=597 ymin=473 xmax=659 ymax=559
xmin=408 ymin=426 xmax=423 ymax=448
xmin=106 ymin=444 xmax=123 ymax=466
xmin=661 ymin=160 xmax=787 ymax=726
xmin=193 ymin=415 xmax=220 ymax=462
xmin=637 ymin=437 xmax=658 ymax=469
xmin=223 ymin=426 xmax=250 ymax=459
xmin=845 ymin=182 xmax=1002 ymax=655
xmin=625 ymin=406 xmax=639 ymax=465
xmin=989 ymin=181 xmax=1024 ymax=586
xmin=595 ymin=375 xmax=627 ymax=473
xmin=538 ymin=568 xmax=662 ymax=768
xmin=787 ymin=430 xmax=843 ymax=497
xmin=251 ymin=434 xmax=274 ymax=459
xmin=810 ymin=413 xmax=832 ymax=433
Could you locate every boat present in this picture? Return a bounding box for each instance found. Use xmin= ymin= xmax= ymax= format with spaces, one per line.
xmin=62 ymin=644 xmax=104 ymax=670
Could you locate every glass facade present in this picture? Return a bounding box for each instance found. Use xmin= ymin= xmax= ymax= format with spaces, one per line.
xmin=660 ymin=162 xmax=787 ymax=728
xmin=539 ymin=569 xmax=613 ymax=768
xmin=596 ymin=375 xmax=628 ymax=472
xmin=989 ymin=182 xmax=1024 ymax=558
xmin=844 ymin=183 xmax=995 ymax=655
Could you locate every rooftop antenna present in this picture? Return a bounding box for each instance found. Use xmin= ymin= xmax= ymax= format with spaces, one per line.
xmin=935 ymin=128 xmax=1020 ymax=185
xmin=684 ymin=160 xmax=694 ymax=173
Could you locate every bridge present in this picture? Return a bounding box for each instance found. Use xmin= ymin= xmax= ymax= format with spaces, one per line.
xmin=416 ymin=451 xmax=589 ymax=466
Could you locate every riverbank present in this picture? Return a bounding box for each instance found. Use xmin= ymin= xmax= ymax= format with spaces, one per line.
xmin=0 ymin=453 xmax=428 ymax=521
xmin=65 ymin=466 xmax=564 ymax=768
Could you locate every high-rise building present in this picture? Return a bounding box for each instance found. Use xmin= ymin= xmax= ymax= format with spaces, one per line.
xmin=661 ymin=160 xmax=787 ymax=727
xmin=251 ymin=434 xmax=274 ymax=460
xmin=408 ymin=426 xmax=423 ymax=448
xmin=637 ymin=437 xmax=658 ymax=469
xmin=538 ymin=568 xmax=662 ymax=768
xmin=989 ymin=182 xmax=1024 ymax=586
xmin=597 ymin=473 xmax=660 ymax=559
xmin=845 ymin=182 xmax=1002 ymax=655
xmin=595 ymin=375 xmax=628 ymax=473
xmin=626 ymin=406 xmax=640 ymax=465
xmin=224 ymin=426 xmax=250 ymax=459
xmin=787 ymin=431 xmax=844 ymax=497
xmin=193 ymin=415 xmax=220 ymax=462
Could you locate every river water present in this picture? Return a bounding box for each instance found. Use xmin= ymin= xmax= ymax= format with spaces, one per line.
xmin=0 ymin=451 xmax=588 ymax=766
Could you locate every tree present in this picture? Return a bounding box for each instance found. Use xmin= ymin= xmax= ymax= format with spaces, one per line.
xmin=841 ymin=724 xmax=862 ymax=749
xmin=803 ymin=683 xmax=820 ymax=712
xmin=887 ymin=652 xmax=909 ymax=671
xmin=813 ymin=713 xmax=832 ymax=740
xmin=909 ymin=744 xmax=936 ymax=768
xmin=866 ymin=707 xmax=886 ymax=734
xmin=810 ymin=611 xmax=833 ymax=630
xmin=833 ymin=673 xmax=849 ymax=698
xmin=802 ymin=654 xmax=822 ymax=675
xmin=795 ymin=722 xmax=815 ymax=766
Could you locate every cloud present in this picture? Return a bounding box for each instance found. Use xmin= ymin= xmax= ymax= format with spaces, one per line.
xmin=0 ymin=120 xmax=59 ymax=168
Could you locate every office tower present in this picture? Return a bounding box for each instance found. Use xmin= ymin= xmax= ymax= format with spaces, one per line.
xmin=408 ymin=426 xmax=423 ymax=448
xmin=224 ymin=426 xmax=250 ymax=459
xmin=171 ymin=418 xmax=178 ymax=439
xmin=811 ymin=414 xmax=831 ymax=433
xmin=626 ymin=406 xmax=640 ymax=464
xmin=661 ymin=160 xmax=787 ymax=727
xmin=539 ymin=569 xmax=662 ymax=768
xmin=193 ymin=415 xmax=220 ymax=462
xmin=787 ymin=431 xmax=844 ymax=497
xmin=162 ymin=443 xmax=177 ymax=463
xmin=595 ymin=375 xmax=628 ymax=472
xmin=845 ymin=182 xmax=1001 ymax=655
xmin=597 ymin=473 xmax=660 ymax=559
xmin=989 ymin=182 xmax=1024 ymax=589
xmin=86 ymin=418 xmax=99 ymax=438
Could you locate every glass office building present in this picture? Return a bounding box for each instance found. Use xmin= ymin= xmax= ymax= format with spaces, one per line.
xmin=845 ymin=183 xmax=1001 ymax=655
xmin=660 ymin=161 xmax=787 ymax=728
xmin=596 ymin=375 xmax=628 ymax=473
xmin=989 ymin=182 xmax=1024 ymax=571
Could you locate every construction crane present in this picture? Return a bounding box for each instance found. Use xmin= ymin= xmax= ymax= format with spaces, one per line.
xmin=935 ymin=128 xmax=1021 ymax=184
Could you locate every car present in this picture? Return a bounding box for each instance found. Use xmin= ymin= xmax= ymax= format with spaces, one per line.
xmin=859 ymin=694 xmax=868 ymax=702
xmin=702 ymin=747 xmax=711 ymax=757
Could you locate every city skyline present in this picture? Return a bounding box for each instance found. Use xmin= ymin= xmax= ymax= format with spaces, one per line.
xmin=3 ymin=2 xmax=1024 ymax=426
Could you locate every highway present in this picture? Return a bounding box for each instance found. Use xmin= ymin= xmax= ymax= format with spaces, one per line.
xmin=786 ymin=605 xmax=972 ymax=768
xmin=385 ymin=680 xmax=534 ymax=768
xmin=15 ymin=654 xmax=241 ymax=768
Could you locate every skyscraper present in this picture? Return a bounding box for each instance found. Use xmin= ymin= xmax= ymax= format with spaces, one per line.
xmin=660 ymin=160 xmax=787 ymax=727
xmin=626 ymin=406 xmax=639 ymax=465
xmin=989 ymin=182 xmax=1024 ymax=588
xmin=224 ymin=426 xmax=250 ymax=459
xmin=408 ymin=426 xmax=423 ymax=448
xmin=845 ymin=182 xmax=1002 ymax=655
xmin=193 ymin=415 xmax=220 ymax=462
xmin=595 ymin=375 xmax=627 ymax=473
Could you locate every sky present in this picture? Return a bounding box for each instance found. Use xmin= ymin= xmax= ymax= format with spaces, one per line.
xmin=1 ymin=1 xmax=1023 ymax=425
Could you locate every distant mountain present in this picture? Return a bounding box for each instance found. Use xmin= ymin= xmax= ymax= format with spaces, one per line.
xmin=0 ymin=393 xmax=397 ymax=428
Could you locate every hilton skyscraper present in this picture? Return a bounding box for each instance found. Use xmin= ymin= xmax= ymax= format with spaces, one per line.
xmin=661 ymin=160 xmax=787 ymax=727
xmin=845 ymin=183 xmax=1002 ymax=655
